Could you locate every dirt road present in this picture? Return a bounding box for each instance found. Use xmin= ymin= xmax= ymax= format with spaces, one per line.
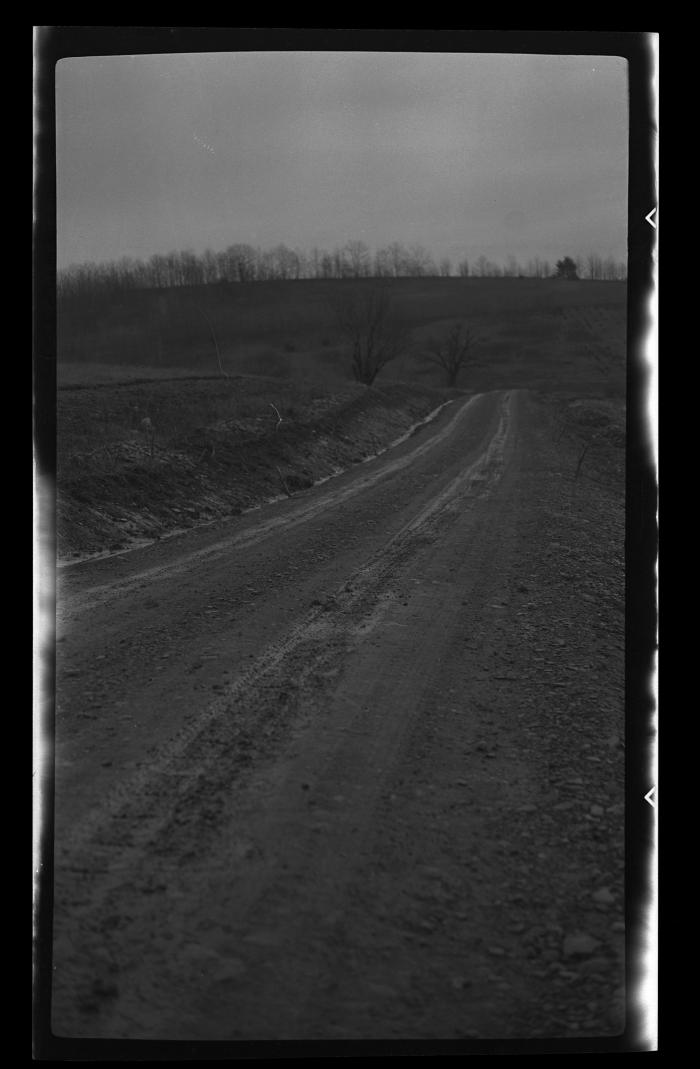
xmin=51 ymin=388 xmax=626 ymax=1041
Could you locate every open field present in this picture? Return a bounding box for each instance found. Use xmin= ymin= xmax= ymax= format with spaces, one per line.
xmin=59 ymin=277 xmax=626 ymax=395
xmin=57 ymin=278 xmax=626 ymax=562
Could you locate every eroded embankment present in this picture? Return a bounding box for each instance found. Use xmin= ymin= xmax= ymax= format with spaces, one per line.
xmin=57 ymin=376 xmax=461 ymax=562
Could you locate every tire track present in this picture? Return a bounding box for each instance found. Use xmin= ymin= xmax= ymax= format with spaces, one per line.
xmin=55 ymin=392 xmax=513 ymax=867
xmin=57 ymin=394 xmax=484 ymax=621
xmin=53 ymin=390 xmax=515 ymax=1036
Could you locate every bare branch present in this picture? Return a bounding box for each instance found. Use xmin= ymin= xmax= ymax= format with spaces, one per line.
xmin=421 ymin=321 xmax=480 ymax=387
xmin=574 ymin=430 xmax=603 ymax=480
xmin=275 ymin=465 xmax=293 ymax=497
xmin=330 ymin=284 xmax=406 ymax=385
xmin=269 ymin=403 xmax=284 ymax=431
xmin=193 ymin=305 xmax=228 ymax=378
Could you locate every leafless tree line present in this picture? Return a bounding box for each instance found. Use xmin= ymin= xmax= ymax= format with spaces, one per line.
xmin=58 ymin=241 xmax=627 ymax=300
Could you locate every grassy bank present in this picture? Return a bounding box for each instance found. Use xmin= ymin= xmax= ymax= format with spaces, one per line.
xmin=57 ymin=375 xmax=460 ymax=562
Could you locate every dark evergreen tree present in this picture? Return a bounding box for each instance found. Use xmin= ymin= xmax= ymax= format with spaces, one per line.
xmin=555 ymin=256 xmax=579 ymax=280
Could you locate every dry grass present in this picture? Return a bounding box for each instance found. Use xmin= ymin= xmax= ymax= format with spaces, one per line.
xmin=55 ymin=277 xmax=628 ymax=560
xmin=56 ymin=376 xmax=454 ymax=559
xmin=58 ymin=373 xmax=355 ymax=472
xmin=58 ymin=277 xmax=627 ymax=397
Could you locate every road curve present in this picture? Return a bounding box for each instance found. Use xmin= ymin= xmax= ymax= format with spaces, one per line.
xmin=51 ymin=388 xmax=625 ymax=1041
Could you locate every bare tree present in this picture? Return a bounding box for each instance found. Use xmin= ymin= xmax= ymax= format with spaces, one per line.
xmin=387 ymin=242 xmax=409 ymax=278
xmin=193 ymin=305 xmax=228 ymax=377
xmin=331 ymin=284 xmax=407 ymax=386
xmin=586 ymin=253 xmax=603 ymax=281
xmin=373 ymin=247 xmax=394 ymax=278
xmin=344 ymin=240 xmax=372 ymax=278
xmin=407 ymin=244 xmax=437 ymax=277
xmin=422 ymin=322 xmax=479 ymax=387
xmin=58 ymin=240 xmax=628 ymax=297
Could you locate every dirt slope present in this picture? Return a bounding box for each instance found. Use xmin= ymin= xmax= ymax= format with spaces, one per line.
xmin=51 ymin=388 xmax=625 ymax=1041
xmin=57 ymin=376 xmax=458 ymax=562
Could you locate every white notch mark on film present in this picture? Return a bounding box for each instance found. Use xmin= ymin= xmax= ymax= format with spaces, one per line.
xmin=645 ymin=207 xmax=657 ymax=229
xmin=644 ymin=786 xmax=656 ymax=808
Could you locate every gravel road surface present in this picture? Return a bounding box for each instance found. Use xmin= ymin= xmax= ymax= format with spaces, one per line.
xmin=52 ymin=388 xmax=625 ymax=1041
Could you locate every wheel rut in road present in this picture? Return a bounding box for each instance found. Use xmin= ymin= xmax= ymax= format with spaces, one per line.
xmin=57 ymin=392 xmax=482 ymax=623
xmin=53 ymin=390 xmax=517 ymax=1039
xmin=51 ymin=387 xmax=626 ymax=1041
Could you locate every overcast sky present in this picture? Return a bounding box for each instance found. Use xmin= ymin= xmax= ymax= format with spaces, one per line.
xmin=55 ymin=51 xmax=629 ymax=271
